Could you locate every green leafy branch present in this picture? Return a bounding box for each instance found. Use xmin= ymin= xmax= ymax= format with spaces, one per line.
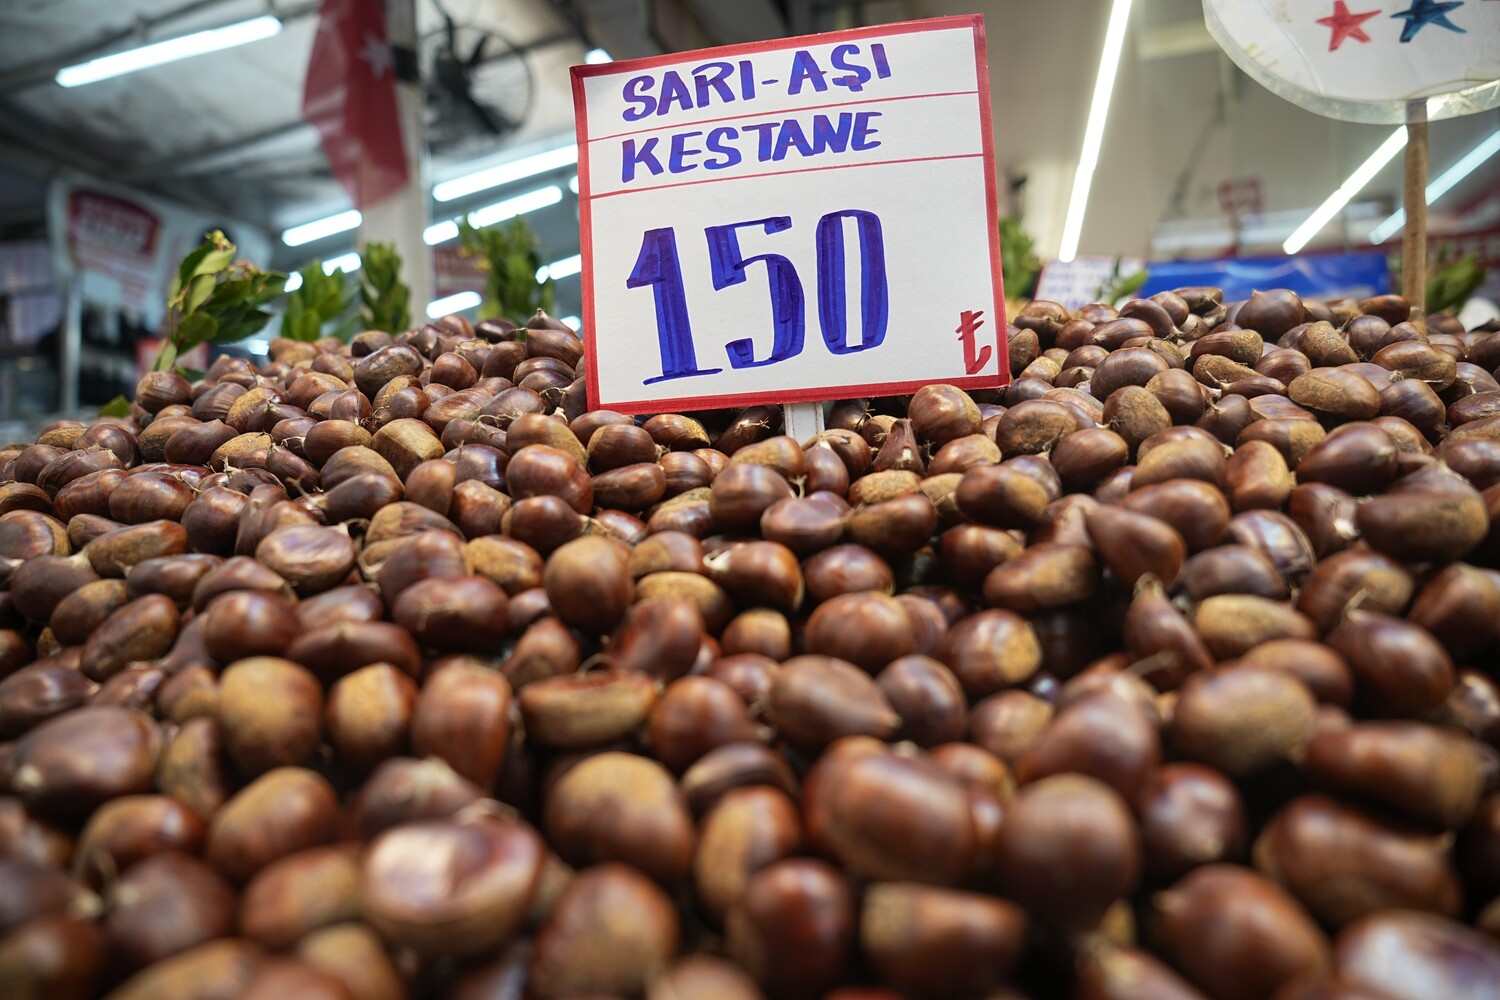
xmin=359 ymin=243 xmax=412 ymax=334
xmin=1097 ymin=260 xmax=1150 ymax=307
xmin=458 ymin=217 xmax=555 ymax=323
xmin=283 ymin=260 xmax=358 ymax=342
xmin=152 ymin=230 xmax=285 ymax=372
xmin=1389 ymin=249 xmax=1488 ymax=317
xmin=1426 ymin=250 xmax=1486 ymax=317
xmin=1000 ymin=217 xmax=1042 ymax=301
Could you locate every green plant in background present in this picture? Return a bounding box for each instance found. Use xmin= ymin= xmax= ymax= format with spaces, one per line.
xmin=101 ymin=230 xmax=284 ymax=416
xmin=458 ymin=217 xmax=555 ymax=322
xmin=1388 ymin=249 xmax=1488 ymax=316
xmin=283 ymin=260 xmax=358 ymax=342
xmin=359 ymin=243 xmax=412 ymax=334
xmin=1427 ymin=250 xmax=1486 ymax=316
xmin=1096 ymin=260 xmax=1150 ymax=306
xmin=999 ymin=216 xmax=1042 ymax=301
xmin=152 ymin=230 xmax=286 ymax=373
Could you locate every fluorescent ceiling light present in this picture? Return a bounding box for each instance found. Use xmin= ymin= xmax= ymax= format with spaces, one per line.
xmin=282 ymin=254 xmax=361 ymax=292
xmin=282 ymin=210 xmax=362 ymax=247
xmin=1284 ymin=127 xmax=1408 ymax=254
xmin=323 ymin=252 xmax=362 ymax=274
xmin=423 ymin=185 xmax=563 ymax=245
xmin=424 ymin=221 xmax=460 ymax=245
xmin=585 ymin=48 xmax=613 ymax=64
xmin=434 ymin=144 xmax=579 ymax=202
xmin=56 ymin=15 xmax=282 ymax=87
xmin=428 ymin=291 xmax=482 ymax=317
xmin=1057 ymin=0 xmax=1135 ymax=263
xmin=1369 ymin=129 xmax=1500 ymax=244
xmin=536 ymin=254 xmax=582 ymax=282
xmin=469 ymin=185 xmax=564 ymax=226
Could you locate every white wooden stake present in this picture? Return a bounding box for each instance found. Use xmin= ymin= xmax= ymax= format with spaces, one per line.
xmin=783 ymin=401 xmax=825 ymax=444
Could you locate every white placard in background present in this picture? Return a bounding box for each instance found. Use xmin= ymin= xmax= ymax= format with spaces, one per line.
xmin=1034 ymin=255 xmax=1147 ymax=312
xmin=46 ymin=175 xmax=272 ymax=328
xmin=571 ymin=16 xmax=1007 ymax=414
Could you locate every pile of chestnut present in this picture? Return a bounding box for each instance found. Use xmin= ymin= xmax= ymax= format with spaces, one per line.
xmin=2 ymin=287 xmax=1500 ymax=1000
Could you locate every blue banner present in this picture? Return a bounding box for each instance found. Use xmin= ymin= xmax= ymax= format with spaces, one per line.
xmin=1139 ymin=252 xmax=1391 ymax=302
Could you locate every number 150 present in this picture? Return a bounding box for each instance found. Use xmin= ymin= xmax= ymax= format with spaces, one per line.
xmin=626 ymin=210 xmax=890 ymax=386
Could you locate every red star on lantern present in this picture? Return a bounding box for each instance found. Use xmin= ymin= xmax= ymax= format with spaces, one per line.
xmin=1317 ymin=0 xmax=1382 ymax=50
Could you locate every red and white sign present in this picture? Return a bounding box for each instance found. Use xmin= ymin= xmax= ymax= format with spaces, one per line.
xmin=65 ymin=190 xmax=161 ymax=314
xmin=432 ymin=244 xmax=488 ymax=299
xmin=571 ymin=15 xmax=1007 ymax=414
xmin=48 ymin=177 xmax=273 ymax=328
xmin=302 ymin=0 xmax=410 ymax=209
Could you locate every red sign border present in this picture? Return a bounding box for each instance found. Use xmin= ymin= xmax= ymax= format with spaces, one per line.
xmin=570 ymin=14 xmax=1008 ymax=415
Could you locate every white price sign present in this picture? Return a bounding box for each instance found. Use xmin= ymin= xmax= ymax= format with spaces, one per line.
xmin=571 ymin=16 xmax=1007 ymax=414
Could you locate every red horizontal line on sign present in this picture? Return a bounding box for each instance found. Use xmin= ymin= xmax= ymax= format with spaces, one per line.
xmin=588 ymin=151 xmax=986 ymax=200
xmin=591 ymin=90 xmax=980 ymax=142
xmin=572 ymin=16 xmax=980 ymax=80
xmin=592 ymin=369 xmax=1008 ymax=416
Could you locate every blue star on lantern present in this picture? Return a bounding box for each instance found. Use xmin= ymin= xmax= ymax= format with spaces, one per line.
xmin=1391 ymin=0 xmax=1468 ymax=42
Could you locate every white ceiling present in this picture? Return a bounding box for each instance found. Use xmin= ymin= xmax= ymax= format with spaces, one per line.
xmin=0 ymin=0 xmax=1496 ymax=287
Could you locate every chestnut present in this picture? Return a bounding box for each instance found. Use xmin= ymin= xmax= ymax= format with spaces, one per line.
xmin=726 ymin=859 xmax=855 ymax=1000
xmin=217 ymin=657 xmax=323 ymax=776
xmin=520 ymin=670 xmax=656 ymax=750
xmin=294 ymin=922 xmax=405 ymax=1000
xmin=410 ymin=658 xmax=513 ymax=789
xmin=543 ymin=751 xmax=695 ymax=885
xmin=994 ymin=774 xmax=1139 ymax=931
xmin=345 ymin=756 xmax=484 ymax=842
xmin=804 ymin=747 xmax=984 ymax=885
xmin=239 ymin=843 xmax=361 ymax=949
xmin=74 ymin=794 xmax=206 ymax=888
xmin=693 ymin=786 xmax=801 ymax=920
xmin=103 ymin=851 xmax=236 ymax=971
xmin=1304 ymin=721 xmax=1484 ymax=828
xmin=529 ymin=862 xmax=681 ymax=998
xmin=803 ymin=591 xmax=915 ymax=672
xmin=325 ymin=663 xmax=418 ymax=771
xmin=875 ymin=655 xmax=966 ymax=747
xmin=609 ymin=595 xmax=706 ymax=682
xmin=1154 ymin=864 xmax=1330 ymax=1000
xmin=1016 ymin=691 xmax=1161 ymax=800
xmin=769 ymin=655 xmax=899 ymax=752
xmin=1254 ymin=793 xmax=1461 ymax=926
xmin=0 ymin=914 xmax=105 ymax=1000
xmin=1334 ymin=910 xmax=1500 ymax=1000
xmin=1137 ymin=762 xmax=1246 ymax=881
xmin=648 ymin=676 xmax=759 ymax=773
xmin=1171 ymin=666 xmax=1317 ymax=776
xmin=95 ymin=938 xmax=265 ymax=1000
xmin=543 ymin=535 xmax=634 ymax=635
xmin=205 ymin=767 xmax=340 ymax=883
xmin=681 ymin=741 xmax=800 ymax=816
xmin=859 ymin=882 xmax=1027 ymax=998
xmin=9 ymin=706 xmax=160 ymax=818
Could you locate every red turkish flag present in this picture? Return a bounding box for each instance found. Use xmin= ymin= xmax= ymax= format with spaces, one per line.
xmin=302 ymin=0 xmax=410 ymax=209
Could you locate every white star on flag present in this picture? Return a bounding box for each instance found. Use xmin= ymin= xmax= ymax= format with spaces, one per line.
xmin=359 ymin=32 xmax=393 ymax=77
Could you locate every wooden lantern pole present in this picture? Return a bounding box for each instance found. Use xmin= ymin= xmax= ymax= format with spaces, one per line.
xmin=1401 ymin=98 xmax=1429 ymax=311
